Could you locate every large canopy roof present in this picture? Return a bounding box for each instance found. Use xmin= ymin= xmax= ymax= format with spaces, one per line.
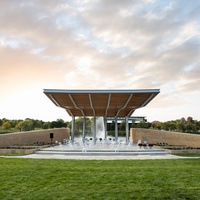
xmin=44 ymin=89 xmax=160 ymax=117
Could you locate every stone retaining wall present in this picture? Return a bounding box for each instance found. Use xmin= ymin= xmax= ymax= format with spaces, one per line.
xmin=0 ymin=128 xmax=70 ymax=147
xmin=130 ymin=128 xmax=200 ymax=148
xmin=165 ymin=149 xmax=200 ymax=154
xmin=0 ymin=148 xmax=37 ymax=155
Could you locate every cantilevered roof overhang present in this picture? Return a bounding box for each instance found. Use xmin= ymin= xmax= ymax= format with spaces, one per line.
xmin=43 ymin=89 xmax=160 ymax=117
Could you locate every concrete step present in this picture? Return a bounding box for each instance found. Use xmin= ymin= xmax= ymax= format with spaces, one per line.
xmin=39 ymin=147 xmax=164 ymax=152
xmin=35 ymin=148 xmax=168 ymax=156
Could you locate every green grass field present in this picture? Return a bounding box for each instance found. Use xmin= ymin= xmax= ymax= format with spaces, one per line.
xmin=0 ymin=158 xmax=200 ymax=200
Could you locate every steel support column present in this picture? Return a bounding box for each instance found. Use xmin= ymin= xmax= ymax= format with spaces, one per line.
xmin=125 ymin=116 xmax=129 ymax=144
xmin=104 ymin=117 xmax=107 ymax=140
xmin=71 ymin=116 xmax=75 ymax=144
xmin=115 ymin=117 xmax=118 ymax=143
xmin=82 ymin=116 xmax=86 ymax=144
xmin=93 ymin=116 xmax=96 ymax=144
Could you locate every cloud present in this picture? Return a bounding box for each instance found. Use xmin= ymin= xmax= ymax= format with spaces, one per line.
xmin=0 ymin=0 xmax=200 ymax=121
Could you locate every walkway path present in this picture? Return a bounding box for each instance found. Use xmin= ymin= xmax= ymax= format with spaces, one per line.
xmin=2 ymin=141 xmax=199 ymax=160
xmin=14 ymin=153 xmax=181 ymax=160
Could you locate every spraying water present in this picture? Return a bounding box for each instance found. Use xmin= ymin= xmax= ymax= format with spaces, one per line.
xmin=96 ymin=117 xmax=105 ymax=139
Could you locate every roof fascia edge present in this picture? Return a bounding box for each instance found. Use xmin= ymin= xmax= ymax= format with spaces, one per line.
xmin=43 ymin=89 xmax=160 ymax=94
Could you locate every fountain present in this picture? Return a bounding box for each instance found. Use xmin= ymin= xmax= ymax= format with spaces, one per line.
xmin=33 ymin=116 xmax=169 ymax=157
xmin=96 ymin=117 xmax=105 ymax=140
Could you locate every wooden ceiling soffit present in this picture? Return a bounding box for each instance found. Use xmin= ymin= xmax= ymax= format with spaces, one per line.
xmin=43 ymin=89 xmax=160 ymax=117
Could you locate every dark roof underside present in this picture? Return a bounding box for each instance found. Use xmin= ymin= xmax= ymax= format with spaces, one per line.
xmin=44 ymin=89 xmax=160 ymax=117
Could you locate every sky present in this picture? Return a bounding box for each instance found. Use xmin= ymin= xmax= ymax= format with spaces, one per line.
xmin=0 ymin=0 xmax=200 ymax=122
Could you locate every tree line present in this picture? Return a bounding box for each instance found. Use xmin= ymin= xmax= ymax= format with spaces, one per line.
xmin=150 ymin=117 xmax=200 ymax=134
xmin=0 ymin=118 xmax=68 ymax=133
xmin=0 ymin=116 xmax=199 ymax=135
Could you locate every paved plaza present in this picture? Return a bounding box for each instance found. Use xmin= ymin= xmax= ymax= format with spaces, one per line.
xmin=4 ymin=140 xmax=195 ymax=160
xmin=17 ymin=153 xmax=180 ymax=160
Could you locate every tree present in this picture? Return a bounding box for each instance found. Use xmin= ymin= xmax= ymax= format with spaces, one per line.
xmin=67 ymin=121 xmax=72 ymax=129
xmin=56 ymin=119 xmax=67 ymax=128
xmin=50 ymin=119 xmax=67 ymax=128
xmin=42 ymin=122 xmax=50 ymax=129
xmin=187 ymin=117 xmax=194 ymax=124
xmin=168 ymin=121 xmax=176 ymax=131
xmin=85 ymin=117 xmax=92 ymax=133
xmin=32 ymin=119 xmax=43 ymax=129
xmin=2 ymin=121 xmax=11 ymax=130
xmin=16 ymin=120 xmax=33 ymax=131
xmin=131 ymin=122 xmax=136 ymax=128
xmin=191 ymin=124 xmax=198 ymax=133
xmin=185 ymin=123 xmax=193 ymax=133
xmin=137 ymin=121 xmax=147 ymax=128
xmin=119 ymin=120 xmax=126 ymax=131
xmin=2 ymin=118 xmax=8 ymax=124
xmin=75 ymin=117 xmax=84 ymax=134
xmin=110 ymin=121 xmax=115 ymax=131
xmin=176 ymin=119 xmax=186 ymax=132
xmin=151 ymin=121 xmax=161 ymax=130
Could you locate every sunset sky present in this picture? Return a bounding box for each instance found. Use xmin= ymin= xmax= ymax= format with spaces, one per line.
xmin=0 ymin=0 xmax=200 ymax=122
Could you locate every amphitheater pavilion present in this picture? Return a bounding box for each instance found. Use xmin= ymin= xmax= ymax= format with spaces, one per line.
xmin=44 ymin=89 xmax=160 ymax=144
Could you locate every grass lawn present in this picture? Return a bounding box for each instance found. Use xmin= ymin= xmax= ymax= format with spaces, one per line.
xmin=0 ymin=158 xmax=200 ymax=200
